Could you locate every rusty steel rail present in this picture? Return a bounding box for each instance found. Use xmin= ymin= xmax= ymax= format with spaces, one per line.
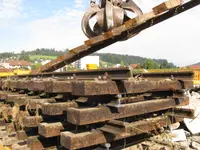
xmin=61 ymin=115 xmax=183 ymax=150
xmin=0 ymin=74 xmax=195 ymax=149
xmin=0 ymin=67 xmax=194 ymax=80
xmin=35 ymin=0 xmax=199 ymax=73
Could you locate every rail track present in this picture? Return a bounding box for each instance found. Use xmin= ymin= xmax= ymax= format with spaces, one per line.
xmin=0 ymin=0 xmax=199 ymax=149
xmin=0 ymin=67 xmax=196 ymax=149
xmin=0 ymin=67 xmax=194 ymax=80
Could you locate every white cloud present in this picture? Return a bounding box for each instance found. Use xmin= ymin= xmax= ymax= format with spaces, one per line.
xmin=74 ymin=0 xmax=84 ymax=8
xmin=25 ymin=8 xmax=86 ymax=51
xmin=0 ymin=0 xmax=23 ymax=26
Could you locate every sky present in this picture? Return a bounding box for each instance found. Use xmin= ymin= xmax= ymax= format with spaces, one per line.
xmin=0 ymin=0 xmax=199 ymax=66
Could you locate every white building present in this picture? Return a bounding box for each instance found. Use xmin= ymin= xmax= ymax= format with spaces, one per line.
xmin=41 ymin=60 xmax=51 ymax=66
xmin=74 ymin=56 xmax=100 ymax=70
xmin=0 ymin=60 xmax=31 ymax=70
xmin=0 ymin=62 xmax=9 ymax=69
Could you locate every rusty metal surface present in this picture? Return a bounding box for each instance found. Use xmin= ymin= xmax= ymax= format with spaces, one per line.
xmin=27 ymin=136 xmax=58 ymax=150
xmin=9 ymin=80 xmax=18 ymax=89
xmin=42 ymin=102 xmax=78 ymax=116
xmin=124 ymin=79 xmax=185 ymax=93
xmin=6 ymin=94 xmax=28 ymax=106
xmin=0 ymin=91 xmax=8 ymax=100
xmin=27 ymin=98 xmax=56 ymax=110
xmin=22 ymin=116 xmax=43 ymax=128
xmin=166 ymin=108 xmax=195 ymax=119
xmin=100 ymin=108 xmax=194 ymax=136
xmin=27 ymin=80 xmax=46 ymax=91
xmin=1 ymin=76 xmax=193 ymax=95
xmin=27 ymin=136 xmax=47 ymax=150
xmin=0 ymin=119 xmax=6 ymax=126
xmin=38 ymin=122 xmax=64 ymax=138
xmin=0 ymin=79 xmax=3 ymax=89
xmin=16 ymin=130 xmax=28 ymax=141
xmin=6 ymin=67 xmax=132 ymax=79
xmin=67 ymin=97 xmax=189 ymax=125
xmin=72 ymin=80 xmax=120 ymax=95
xmin=13 ymin=80 xmax=30 ymax=90
xmin=1 ymin=68 xmax=194 ymax=83
xmin=107 ymin=95 xmax=147 ymax=106
xmin=71 ymin=79 xmax=192 ymax=96
xmin=44 ymin=80 xmax=72 ymax=93
xmin=99 ymin=120 xmax=128 ymax=136
xmin=61 ymin=115 xmax=183 ymax=150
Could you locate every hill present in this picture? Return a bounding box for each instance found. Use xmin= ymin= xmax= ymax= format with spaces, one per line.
xmin=93 ymin=53 xmax=146 ymax=65
xmin=92 ymin=53 xmax=176 ymax=68
xmin=0 ymin=49 xmax=177 ymax=69
xmin=29 ymin=55 xmax=57 ymax=61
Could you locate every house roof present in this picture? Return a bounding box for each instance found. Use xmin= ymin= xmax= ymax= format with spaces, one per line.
xmin=0 ymin=68 xmax=12 ymax=72
xmin=130 ymin=64 xmax=142 ymax=69
xmin=189 ymin=65 xmax=200 ymax=69
xmin=5 ymin=60 xmax=31 ymax=66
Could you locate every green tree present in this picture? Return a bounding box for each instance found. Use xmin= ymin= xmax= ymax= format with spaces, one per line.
xmin=19 ymin=50 xmax=30 ymax=61
xmin=120 ymin=60 xmax=124 ymax=67
xmin=143 ymin=59 xmax=160 ymax=69
xmin=31 ymin=63 xmax=42 ymax=70
xmin=160 ymin=60 xmax=169 ymax=69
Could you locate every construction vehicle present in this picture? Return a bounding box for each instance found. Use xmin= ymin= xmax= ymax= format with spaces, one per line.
xmin=0 ymin=69 xmax=31 ymax=77
xmin=86 ymin=64 xmax=98 ymax=70
xmin=193 ymin=70 xmax=200 ymax=86
xmin=0 ymin=68 xmax=14 ymax=77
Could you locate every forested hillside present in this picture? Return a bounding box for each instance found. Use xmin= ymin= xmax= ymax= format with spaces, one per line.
xmin=0 ymin=49 xmax=177 ymax=69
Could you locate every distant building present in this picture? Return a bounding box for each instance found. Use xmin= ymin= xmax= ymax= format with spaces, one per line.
xmin=74 ymin=56 xmax=100 ymax=70
xmin=41 ymin=60 xmax=51 ymax=66
xmin=0 ymin=60 xmax=31 ymax=70
xmin=114 ymin=64 xmax=121 ymax=68
xmin=130 ymin=64 xmax=143 ymax=69
xmin=188 ymin=65 xmax=200 ymax=70
xmin=114 ymin=64 xmax=143 ymax=69
xmin=0 ymin=67 xmax=11 ymax=73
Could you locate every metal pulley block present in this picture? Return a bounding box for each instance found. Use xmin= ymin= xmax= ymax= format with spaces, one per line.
xmin=81 ymin=0 xmax=143 ymax=39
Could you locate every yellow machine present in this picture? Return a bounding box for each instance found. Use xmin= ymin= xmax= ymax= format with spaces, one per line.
xmin=148 ymin=69 xmax=200 ymax=86
xmin=13 ymin=69 xmax=31 ymax=75
xmin=0 ymin=69 xmax=31 ymax=77
xmin=193 ymin=70 xmax=200 ymax=86
xmin=86 ymin=64 xmax=98 ymax=70
xmin=0 ymin=72 xmax=14 ymax=77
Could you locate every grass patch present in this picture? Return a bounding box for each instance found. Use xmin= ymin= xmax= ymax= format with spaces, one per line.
xmin=29 ymin=55 xmax=57 ymax=60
